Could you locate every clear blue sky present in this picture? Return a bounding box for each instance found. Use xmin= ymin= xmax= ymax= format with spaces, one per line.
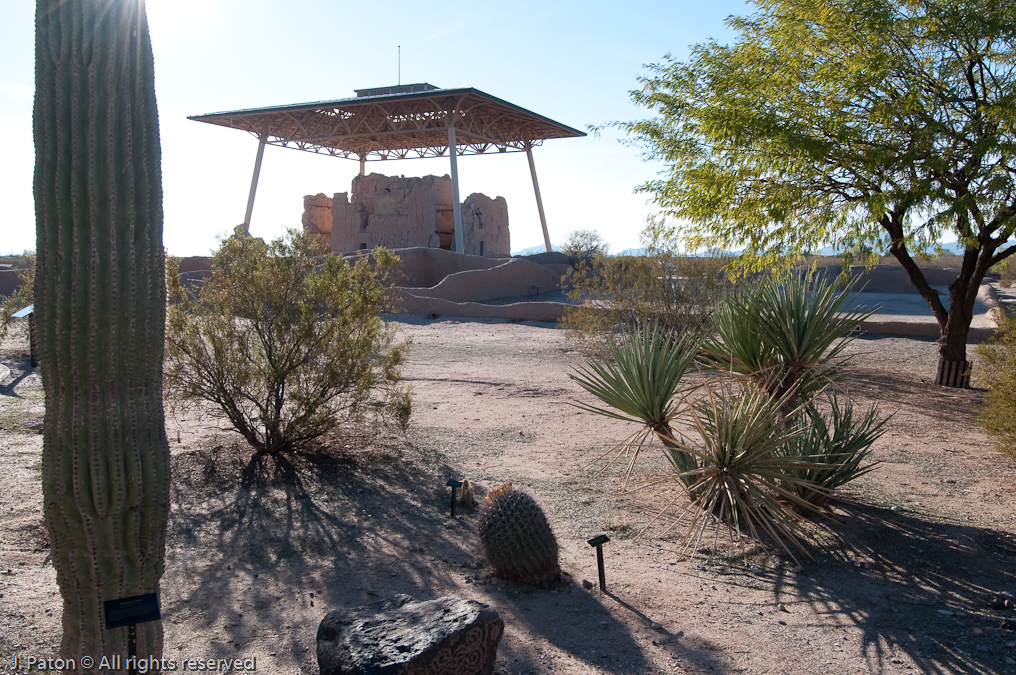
xmin=0 ymin=0 xmax=752 ymax=257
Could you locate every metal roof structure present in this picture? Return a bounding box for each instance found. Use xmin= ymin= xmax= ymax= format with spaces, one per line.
xmin=189 ymin=84 xmax=586 ymax=253
xmin=189 ymin=85 xmax=585 ymax=160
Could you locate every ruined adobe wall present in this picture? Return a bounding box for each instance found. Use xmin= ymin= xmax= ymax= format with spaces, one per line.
xmin=302 ymin=194 xmax=333 ymax=250
xmin=462 ymin=193 xmax=509 ymax=257
xmin=331 ymin=174 xmax=452 ymax=253
xmin=302 ymin=173 xmax=509 ymax=256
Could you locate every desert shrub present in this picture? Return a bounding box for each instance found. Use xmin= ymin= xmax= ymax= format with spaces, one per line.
xmin=561 ymin=234 xmax=730 ymax=348
xmin=976 ymin=306 xmax=1016 ymax=459
xmin=993 ymin=259 xmax=1016 ymax=288
xmin=165 ymin=229 xmax=411 ymax=455
xmin=559 ymin=228 xmax=609 ymax=258
xmin=0 ymin=253 xmax=35 ymax=343
xmin=700 ymin=273 xmax=873 ymax=407
xmin=661 ymin=383 xmax=824 ymax=560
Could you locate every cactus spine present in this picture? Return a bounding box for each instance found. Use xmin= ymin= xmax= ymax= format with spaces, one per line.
xmin=477 ymin=483 xmax=560 ymax=584
xmin=34 ymin=0 xmax=170 ymax=666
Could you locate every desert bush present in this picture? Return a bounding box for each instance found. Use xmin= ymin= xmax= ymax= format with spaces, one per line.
xmin=658 ymin=383 xmax=824 ymax=560
xmin=994 ymin=259 xmax=1016 ymax=289
xmin=559 ymin=228 xmax=609 ymax=258
xmin=700 ymin=273 xmax=873 ymax=407
xmin=572 ymin=276 xmax=884 ymax=560
xmin=0 ymin=253 xmax=35 ymax=343
xmin=975 ymin=306 xmax=1016 ymax=459
xmin=165 ymin=229 xmax=411 ymax=455
xmin=561 ymin=233 xmax=730 ymax=348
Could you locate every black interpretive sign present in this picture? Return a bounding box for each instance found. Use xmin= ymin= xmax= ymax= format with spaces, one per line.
xmin=103 ymin=593 xmax=161 ymax=629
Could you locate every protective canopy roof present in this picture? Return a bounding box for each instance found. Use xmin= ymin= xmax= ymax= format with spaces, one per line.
xmin=188 ymin=86 xmax=586 ymax=161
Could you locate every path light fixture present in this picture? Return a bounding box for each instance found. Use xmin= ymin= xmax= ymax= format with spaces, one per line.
xmin=587 ymin=534 xmax=610 ymax=591
xmin=446 ymin=479 xmax=463 ymax=517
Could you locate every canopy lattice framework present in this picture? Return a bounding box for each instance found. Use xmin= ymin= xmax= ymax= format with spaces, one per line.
xmin=190 ymin=85 xmax=585 ymax=253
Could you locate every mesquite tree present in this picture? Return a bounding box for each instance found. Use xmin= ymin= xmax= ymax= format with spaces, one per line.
xmin=34 ymin=0 xmax=170 ymax=666
xmin=609 ymin=0 xmax=1016 ymax=387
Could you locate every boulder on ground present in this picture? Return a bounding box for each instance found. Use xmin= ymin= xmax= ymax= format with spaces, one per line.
xmin=317 ymin=594 xmax=504 ymax=675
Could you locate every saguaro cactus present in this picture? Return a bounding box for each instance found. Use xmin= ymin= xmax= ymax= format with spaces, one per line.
xmin=34 ymin=0 xmax=170 ymax=666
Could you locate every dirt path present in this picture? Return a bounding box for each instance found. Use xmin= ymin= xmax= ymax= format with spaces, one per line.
xmin=1 ymin=320 xmax=1015 ymax=674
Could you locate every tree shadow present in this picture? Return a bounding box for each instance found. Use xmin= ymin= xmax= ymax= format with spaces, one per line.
xmin=844 ymin=369 xmax=985 ymax=427
xmin=767 ymin=500 xmax=1016 ymax=674
xmin=467 ymin=578 xmax=729 ymax=675
xmin=165 ymin=434 xmax=481 ymax=665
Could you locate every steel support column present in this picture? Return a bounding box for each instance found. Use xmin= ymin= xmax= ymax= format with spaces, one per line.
xmin=359 ymin=155 xmax=366 ymax=176
xmin=242 ymin=122 xmax=270 ymax=235
xmin=526 ymin=143 xmax=552 ymax=253
xmin=448 ymin=124 xmax=464 ymax=254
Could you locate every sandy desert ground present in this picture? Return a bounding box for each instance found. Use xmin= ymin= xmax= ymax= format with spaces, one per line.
xmin=1 ymin=317 xmax=1015 ymax=675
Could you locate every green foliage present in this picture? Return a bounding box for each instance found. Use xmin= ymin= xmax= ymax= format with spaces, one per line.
xmin=658 ymin=384 xmax=823 ymax=560
xmin=476 ymin=482 xmax=561 ymax=584
xmin=0 ymin=254 xmax=34 ymax=343
xmin=559 ymin=229 xmax=609 ymax=258
xmin=700 ymin=273 xmax=874 ymax=405
xmin=975 ymin=307 xmax=1016 ymax=459
xmin=606 ymin=0 xmax=1016 ymax=370
xmin=165 ymin=230 xmax=411 ymax=455
xmin=569 ymin=321 xmax=699 ymax=487
xmin=779 ymin=396 xmax=886 ymax=507
xmin=572 ymin=277 xmax=883 ymax=560
xmin=994 ymin=259 xmax=1016 ymax=289
xmin=561 ymin=230 xmax=731 ymax=347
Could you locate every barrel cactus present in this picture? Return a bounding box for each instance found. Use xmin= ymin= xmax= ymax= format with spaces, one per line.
xmin=477 ymin=483 xmax=560 ymax=584
xmin=35 ymin=0 xmax=170 ymax=664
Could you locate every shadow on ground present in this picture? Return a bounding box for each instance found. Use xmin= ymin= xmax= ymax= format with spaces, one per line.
xmin=167 ymin=434 xmax=480 ymax=664
xmin=766 ymin=501 xmax=1016 ymax=674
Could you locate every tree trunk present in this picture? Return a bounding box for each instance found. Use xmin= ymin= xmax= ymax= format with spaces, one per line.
xmin=935 ymin=280 xmax=976 ymax=387
xmin=34 ymin=0 xmax=170 ymax=670
xmin=884 ymin=214 xmax=995 ymax=389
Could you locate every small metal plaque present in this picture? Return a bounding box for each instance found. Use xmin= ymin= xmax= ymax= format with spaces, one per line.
xmin=587 ymin=534 xmax=610 ymax=547
xmin=446 ymin=479 xmax=463 ymax=488
xmin=103 ymin=593 xmax=161 ymax=629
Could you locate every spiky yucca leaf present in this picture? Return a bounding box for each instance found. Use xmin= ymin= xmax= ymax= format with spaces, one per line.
xmin=701 ymin=274 xmax=875 ymax=404
xmin=570 ymin=321 xmax=699 ymax=485
xmin=570 ymin=321 xmax=697 ymax=424
xmin=779 ymin=395 xmax=886 ymax=506
xmin=650 ymin=384 xmax=834 ymax=562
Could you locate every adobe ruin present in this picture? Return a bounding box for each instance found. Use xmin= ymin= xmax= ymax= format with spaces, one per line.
xmin=302 ymin=173 xmax=510 ymax=257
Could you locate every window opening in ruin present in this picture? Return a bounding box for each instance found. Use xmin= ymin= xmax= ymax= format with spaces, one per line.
xmin=479 ymin=241 xmax=484 ymax=256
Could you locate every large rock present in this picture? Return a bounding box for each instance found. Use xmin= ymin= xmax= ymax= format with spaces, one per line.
xmin=317 ymin=595 xmax=504 ymax=675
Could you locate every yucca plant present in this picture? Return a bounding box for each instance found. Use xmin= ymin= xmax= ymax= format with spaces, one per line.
xmin=701 ymin=273 xmax=875 ymax=407
xmin=649 ymin=384 xmax=833 ymax=562
xmin=569 ymin=321 xmax=700 ymax=488
xmin=779 ymin=395 xmax=886 ymax=506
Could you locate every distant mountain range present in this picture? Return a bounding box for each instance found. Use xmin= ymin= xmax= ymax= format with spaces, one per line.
xmin=815 ymin=241 xmax=967 ymax=256
xmin=511 ymin=244 xmax=561 ymax=256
